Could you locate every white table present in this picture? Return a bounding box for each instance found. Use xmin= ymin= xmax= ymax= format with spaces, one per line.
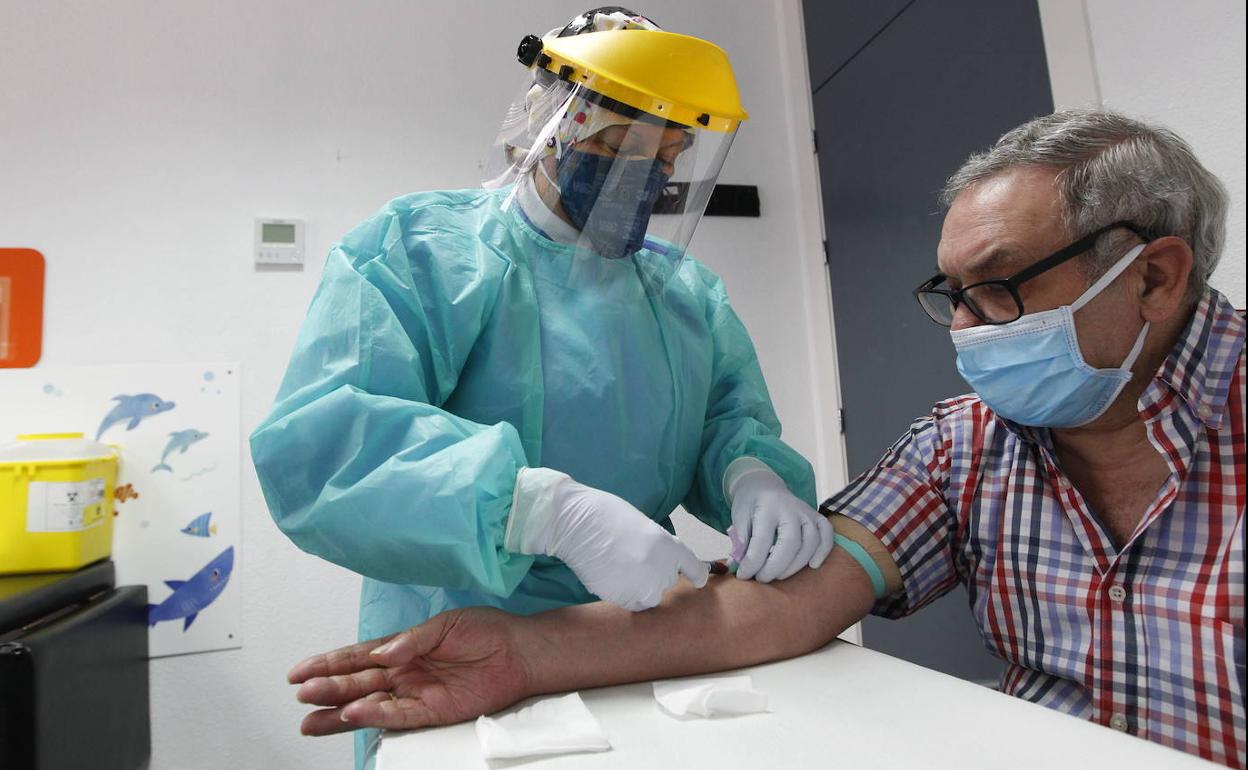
xmin=378 ymin=640 xmax=1218 ymax=770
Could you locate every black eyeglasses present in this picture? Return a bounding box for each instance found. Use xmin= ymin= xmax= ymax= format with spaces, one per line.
xmin=913 ymin=221 xmax=1152 ymax=326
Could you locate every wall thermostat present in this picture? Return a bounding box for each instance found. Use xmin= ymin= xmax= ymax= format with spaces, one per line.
xmin=255 ymin=218 xmax=305 ymax=267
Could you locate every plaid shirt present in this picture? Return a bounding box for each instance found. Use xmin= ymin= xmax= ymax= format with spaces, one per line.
xmin=824 ymin=289 xmax=1245 ymax=767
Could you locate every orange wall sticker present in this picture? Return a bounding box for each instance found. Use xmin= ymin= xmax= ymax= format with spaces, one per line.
xmin=0 ymin=249 xmax=46 ymax=368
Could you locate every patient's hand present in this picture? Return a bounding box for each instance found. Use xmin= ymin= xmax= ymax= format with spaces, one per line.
xmin=286 ymin=537 xmax=884 ymax=738
xmin=288 ymin=607 xmax=531 ymax=736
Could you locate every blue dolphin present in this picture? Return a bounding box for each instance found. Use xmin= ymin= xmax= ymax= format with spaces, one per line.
xmin=151 ymin=429 xmax=209 ymax=473
xmin=95 ymin=393 xmax=176 ymax=440
xmin=147 ymin=546 xmax=234 ymax=631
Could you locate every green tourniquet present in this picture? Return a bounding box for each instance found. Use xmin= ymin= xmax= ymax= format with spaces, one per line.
xmin=249 ymin=187 xmax=814 ymax=770
xmin=833 ymin=533 xmax=888 ymax=599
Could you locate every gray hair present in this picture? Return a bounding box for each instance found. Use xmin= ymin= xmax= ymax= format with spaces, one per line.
xmin=941 ymin=110 xmax=1228 ymax=298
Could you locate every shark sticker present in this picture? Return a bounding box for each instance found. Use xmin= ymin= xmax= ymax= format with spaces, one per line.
xmin=147 ymin=546 xmax=234 ymax=631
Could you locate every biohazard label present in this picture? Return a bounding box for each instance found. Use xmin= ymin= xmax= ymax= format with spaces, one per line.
xmin=27 ymin=478 xmax=108 ymax=532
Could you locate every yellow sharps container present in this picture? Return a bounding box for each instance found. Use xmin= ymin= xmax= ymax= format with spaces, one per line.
xmin=0 ymin=433 xmax=120 ymax=574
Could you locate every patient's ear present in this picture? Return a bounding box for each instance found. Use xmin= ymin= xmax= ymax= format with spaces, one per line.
xmin=1137 ymin=236 xmax=1194 ymax=322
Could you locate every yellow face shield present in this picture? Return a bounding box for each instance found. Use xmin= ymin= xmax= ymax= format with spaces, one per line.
xmin=482 ymin=25 xmax=748 ymax=277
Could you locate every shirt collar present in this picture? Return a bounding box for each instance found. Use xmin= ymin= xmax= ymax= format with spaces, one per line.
xmin=1139 ymin=287 xmax=1245 ymax=429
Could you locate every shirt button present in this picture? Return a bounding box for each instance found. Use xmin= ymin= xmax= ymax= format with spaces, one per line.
xmin=1109 ymin=713 xmax=1129 ymax=732
xmin=1108 ymin=584 xmax=1127 ymax=603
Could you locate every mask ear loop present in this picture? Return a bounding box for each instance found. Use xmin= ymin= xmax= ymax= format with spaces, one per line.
xmin=1119 ymin=317 xmax=1151 ymax=372
xmin=1070 ymin=242 xmax=1152 ymax=373
xmin=536 ymin=153 xmax=561 ymax=193
xmin=518 ymin=85 xmax=584 ymax=212
xmin=1071 ymin=243 xmax=1147 ymax=312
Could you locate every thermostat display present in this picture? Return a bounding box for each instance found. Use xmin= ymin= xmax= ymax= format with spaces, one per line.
xmin=262 ymin=223 xmax=297 ymax=244
xmin=255 ymin=218 xmax=305 ymax=267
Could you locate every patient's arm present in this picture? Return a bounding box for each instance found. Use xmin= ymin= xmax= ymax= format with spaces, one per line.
xmin=289 ymin=515 xmax=901 ymax=736
xmin=527 ymin=515 xmax=900 ymax=691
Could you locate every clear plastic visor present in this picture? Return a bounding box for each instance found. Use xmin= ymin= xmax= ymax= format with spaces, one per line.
xmin=483 ymin=79 xmax=736 ymax=285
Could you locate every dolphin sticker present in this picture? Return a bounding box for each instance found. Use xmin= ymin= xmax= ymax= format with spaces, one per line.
xmin=147 ymin=546 xmax=234 ymax=631
xmin=95 ymin=393 xmax=176 ymax=440
xmin=151 ymin=429 xmax=208 ymax=473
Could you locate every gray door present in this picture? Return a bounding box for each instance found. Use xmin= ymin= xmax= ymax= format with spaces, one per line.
xmin=804 ymin=0 xmax=1054 ymax=682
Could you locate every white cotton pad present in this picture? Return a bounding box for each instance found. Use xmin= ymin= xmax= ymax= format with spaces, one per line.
xmin=474 ymin=692 xmax=611 ymax=760
xmin=652 ymin=674 xmax=769 ymax=718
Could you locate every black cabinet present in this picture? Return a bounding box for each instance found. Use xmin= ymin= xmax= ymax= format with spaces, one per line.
xmin=0 ymin=561 xmax=151 ymax=770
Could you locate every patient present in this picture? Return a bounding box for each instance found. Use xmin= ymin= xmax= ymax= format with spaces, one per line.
xmin=289 ymin=110 xmax=1245 ymax=767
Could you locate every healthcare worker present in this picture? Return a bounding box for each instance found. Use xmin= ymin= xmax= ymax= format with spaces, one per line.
xmin=251 ymin=8 xmax=832 ymax=764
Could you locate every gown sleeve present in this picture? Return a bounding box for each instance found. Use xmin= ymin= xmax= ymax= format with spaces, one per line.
xmin=680 ymin=265 xmax=817 ymax=531
xmin=249 ymin=196 xmax=535 ymax=594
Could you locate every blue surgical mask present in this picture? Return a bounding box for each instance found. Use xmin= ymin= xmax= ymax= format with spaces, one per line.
xmin=551 ymin=150 xmax=669 ymax=259
xmin=950 ymin=244 xmax=1150 ymax=428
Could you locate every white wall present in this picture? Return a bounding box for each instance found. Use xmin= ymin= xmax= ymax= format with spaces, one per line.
xmin=1039 ymin=0 xmax=1247 ymax=306
xmin=0 ymin=1 xmax=836 ymax=768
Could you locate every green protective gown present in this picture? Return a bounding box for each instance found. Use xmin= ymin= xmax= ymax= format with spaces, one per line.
xmin=249 ymin=186 xmax=815 ymax=768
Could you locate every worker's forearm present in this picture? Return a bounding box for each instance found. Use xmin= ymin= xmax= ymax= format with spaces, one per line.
xmin=519 ymin=545 xmax=876 ymax=695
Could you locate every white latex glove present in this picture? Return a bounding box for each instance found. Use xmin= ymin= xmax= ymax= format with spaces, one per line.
xmin=726 ymin=460 xmax=834 ymax=583
xmin=507 ymin=468 xmax=709 ymax=611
